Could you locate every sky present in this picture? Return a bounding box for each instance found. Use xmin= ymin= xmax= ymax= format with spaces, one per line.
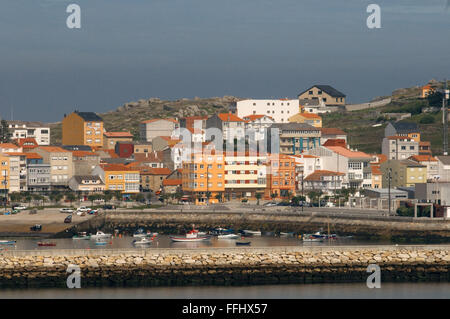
xmin=0 ymin=0 xmax=449 ymax=122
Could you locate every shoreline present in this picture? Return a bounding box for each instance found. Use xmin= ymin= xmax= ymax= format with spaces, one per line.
xmin=0 ymin=245 xmax=449 ymax=288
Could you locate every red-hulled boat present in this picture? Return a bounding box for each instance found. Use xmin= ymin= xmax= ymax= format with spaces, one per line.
xmin=37 ymin=242 xmax=56 ymax=247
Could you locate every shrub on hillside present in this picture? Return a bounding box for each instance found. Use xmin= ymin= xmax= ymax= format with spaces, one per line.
xmin=419 ymin=115 xmax=435 ymax=124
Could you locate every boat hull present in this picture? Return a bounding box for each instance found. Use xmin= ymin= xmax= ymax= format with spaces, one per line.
xmin=170 ymin=236 xmax=210 ymax=242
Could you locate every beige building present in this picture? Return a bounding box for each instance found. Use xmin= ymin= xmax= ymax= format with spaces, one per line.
xmin=134 ymin=142 xmax=153 ymax=154
xmin=140 ymin=119 xmax=179 ymax=142
xmin=380 ymin=159 xmax=427 ymax=188
xmin=72 ymin=151 xmax=101 ymax=176
xmin=34 ymin=146 xmax=73 ymax=187
xmin=382 ymin=136 xmax=419 ymax=160
xmin=298 ymin=85 xmax=346 ymax=106
xmin=270 ymin=123 xmax=321 ymax=155
xmin=103 ymin=132 xmax=133 ymax=150
xmin=68 ymin=175 xmax=105 ymax=192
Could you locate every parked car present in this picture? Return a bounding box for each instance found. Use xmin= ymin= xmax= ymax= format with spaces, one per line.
xmin=30 ymin=224 xmax=42 ymax=231
xmin=88 ymin=209 xmax=98 ymax=215
xmin=102 ymin=205 xmax=114 ymax=210
xmin=277 ymin=201 xmax=291 ymax=206
xmin=60 ymin=208 xmax=74 ymax=213
xmin=64 ymin=215 xmax=72 ymax=223
xmin=12 ymin=205 xmax=27 ymax=210
xmin=77 ymin=206 xmax=91 ymax=212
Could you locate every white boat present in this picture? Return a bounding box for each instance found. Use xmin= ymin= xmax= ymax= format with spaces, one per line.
xmin=217 ymin=234 xmax=239 ymax=239
xmin=242 ymin=230 xmax=261 ymax=236
xmin=72 ymin=232 xmax=90 ymax=240
xmin=132 ymin=237 xmax=153 ymax=246
xmin=170 ymin=229 xmax=210 ymax=242
xmin=90 ymin=231 xmax=112 ymax=239
xmin=0 ymin=240 xmax=16 ymax=245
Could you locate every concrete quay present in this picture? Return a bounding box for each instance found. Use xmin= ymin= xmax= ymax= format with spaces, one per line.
xmin=0 ymin=245 xmax=449 ymax=287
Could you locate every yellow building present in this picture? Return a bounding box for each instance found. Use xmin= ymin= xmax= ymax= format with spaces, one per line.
xmin=0 ymin=153 xmax=10 ymax=195
xmin=182 ymin=151 xmax=225 ymax=204
xmin=288 ymin=112 xmax=322 ymax=128
xmin=62 ymin=111 xmax=104 ymax=147
xmin=380 ymin=159 xmax=427 ymax=188
xmin=93 ymin=164 xmax=140 ymax=194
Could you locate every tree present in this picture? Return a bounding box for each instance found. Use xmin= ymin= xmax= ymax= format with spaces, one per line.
xmin=420 ymin=115 xmax=435 ymax=124
xmin=175 ymin=191 xmax=184 ymax=204
xmin=255 ymin=193 xmax=262 ymax=205
xmin=307 ymin=190 xmax=323 ymax=205
xmin=427 ymin=91 xmax=443 ymax=107
xmin=0 ymin=120 xmax=12 ymax=143
xmin=205 ymin=191 xmax=212 ymax=204
xmin=66 ymin=192 xmax=76 ymax=206
xmin=103 ymin=191 xmax=113 ymax=204
xmin=270 ymin=193 xmax=277 ymax=200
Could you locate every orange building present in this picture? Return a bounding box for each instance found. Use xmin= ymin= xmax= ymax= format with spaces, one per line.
xmin=93 ymin=164 xmax=140 ymax=194
xmin=62 ymin=111 xmax=104 ymax=147
xmin=421 ymin=84 xmax=435 ymax=98
xmin=266 ymin=154 xmax=296 ymax=199
xmin=0 ymin=154 xmax=10 ymax=195
xmin=182 ymin=151 xmax=225 ymax=204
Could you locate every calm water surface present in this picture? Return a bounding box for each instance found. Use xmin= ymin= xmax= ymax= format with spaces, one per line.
xmin=0 ymin=283 xmax=449 ymax=299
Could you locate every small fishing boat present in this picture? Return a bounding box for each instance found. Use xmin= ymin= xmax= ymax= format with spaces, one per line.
xmin=0 ymin=240 xmax=16 ymax=245
xmin=170 ymin=229 xmax=210 ymax=242
xmin=95 ymin=241 xmax=108 ymax=246
xmin=279 ymin=232 xmax=295 ymax=237
xmin=37 ymin=242 xmax=56 ymax=247
xmin=301 ymin=234 xmax=324 ymax=242
xmin=209 ymin=228 xmax=233 ymax=236
xmin=72 ymin=232 xmax=90 ymax=240
xmin=235 ymin=240 xmax=251 ymax=246
xmin=217 ymin=233 xmax=239 ymax=239
xmin=90 ymin=231 xmax=112 ymax=240
xmin=242 ymin=230 xmax=261 ymax=236
xmin=132 ymin=237 xmax=152 ymax=246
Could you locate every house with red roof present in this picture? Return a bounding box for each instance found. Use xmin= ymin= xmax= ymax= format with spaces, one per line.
xmin=206 ymin=113 xmax=246 ymax=142
xmin=408 ymin=155 xmax=438 ymax=180
xmin=103 ymin=131 xmax=133 ymax=150
xmin=304 ymin=170 xmax=345 ymax=193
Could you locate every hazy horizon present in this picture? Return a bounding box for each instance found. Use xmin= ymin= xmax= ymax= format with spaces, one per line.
xmin=0 ymin=0 xmax=449 ymax=122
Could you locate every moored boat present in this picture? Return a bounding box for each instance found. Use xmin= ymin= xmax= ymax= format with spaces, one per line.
xmin=0 ymin=240 xmax=16 ymax=245
xmin=132 ymin=237 xmax=153 ymax=246
xmin=170 ymin=229 xmax=210 ymax=242
xmin=72 ymin=232 xmax=90 ymax=240
xmin=90 ymin=231 xmax=112 ymax=239
xmin=37 ymin=242 xmax=56 ymax=247
xmin=242 ymin=230 xmax=261 ymax=236
xmin=235 ymin=240 xmax=251 ymax=246
xmin=217 ymin=234 xmax=239 ymax=239
xmin=280 ymin=232 xmax=295 ymax=237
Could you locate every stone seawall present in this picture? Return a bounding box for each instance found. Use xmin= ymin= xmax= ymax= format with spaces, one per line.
xmin=0 ymin=246 xmax=449 ymax=287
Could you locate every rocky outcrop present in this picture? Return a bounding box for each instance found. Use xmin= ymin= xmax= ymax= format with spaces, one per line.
xmin=0 ymin=246 xmax=449 ymax=287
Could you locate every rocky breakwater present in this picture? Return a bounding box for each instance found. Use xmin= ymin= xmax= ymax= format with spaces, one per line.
xmin=0 ymin=246 xmax=449 ymax=288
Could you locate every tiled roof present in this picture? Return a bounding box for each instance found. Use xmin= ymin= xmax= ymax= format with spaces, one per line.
xmin=371 ymin=166 xmax=382 ymax=175
xmin=104 ymin=132 xmax=133 ymax=138
xmin=102 ymin=164 xmax=139 ymax=172
xmin=74 ymin=111 xmax=103 ymax=122
xmin=217 ymin=113 xmax=245 ymax=122
xmin=326 ymin=146 xmax=372 ymax=159
xmin=409 ymin=155 xmax=437 ymax=162
xmin=72 ymin=151 xmax=99 ymax=157
xmin=162 ymin=179 xmax=182 ymax=186
xmin=271 ymin=123 xmax=319 ymax=131
xmin=399 ymin=159 xmax=426 ymax=167
xmin=37 ymin=146 xmax=70 ymax=153
xmin=0 ymin=143 xmax=21 ymax=149
xmin=297 ymin=112 xmax=322 ymax=119
xmin=141 ymin=118 xmax=178 ymax=124
xmin=299 ymin=85 xmax=346 ymax=98
xmin=304 ymin=170 xmax=345 ymax=181
xmin=242 ymin=114 xmax=274 ymax=122
xmin=323 ymin=139 xmax=346 ymax=147
xmin=140 ymin=167 xmax=172 ymax=175
xmin=16 ymin=138 xmax=38 ymax=148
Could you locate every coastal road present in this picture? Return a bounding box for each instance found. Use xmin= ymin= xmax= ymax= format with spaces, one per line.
xmin=0 ymin=209 xmax=95 ymax=236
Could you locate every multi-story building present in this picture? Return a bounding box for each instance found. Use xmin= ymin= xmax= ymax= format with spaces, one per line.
xmin=93 ymin=164 xmax=140 ymax=195
xmin=270 ymin=123 xmax=321 ymax=155
xmin=134 ymin=142 xmax=153 ymax=154
xmin=385 ymin=121 xmax=420 ymax=142
xmin=179 ymin=116 xmax=208 ymax=131
xmin=138 ymin=167 xmax=172 ymax=192
xmin=72 ymin=151 xmax=101 ymax=176
xmin=182 ymin=152 xmax=225 ymax=204
xmin=27 ymin=161 xmax=51 ymax=192
xmin=288 ymin=112 xmax=322 ymax=128
xmin=303 ymin=170 xmax=345 ymax=194
xmin=265 ymin=154 xmax=296 ymax=199
xmin=224 ymin=152 xmax=267 ymax=200
xmin=103 ymin=132 xmax=133 ymax=150
xmin=298 ymin=85 xmax=346 ymax=106
xmin=235 ymin=99 xmax=300 ymax=123
xmin=380 ymin=159 xmax=427 ymax=188
xmin=34 ymin=146 xmax=73 ymax=188
xmin=382 ymin=136 xmax=419 ymax=160
xmin=0 ymin=154 xmax=10 ymax=199
xmin=242 ymin=114 xmax=274 ymax=142
xmin=371 ymin=166 xmax=382 ymax=189
xmin=140 ymin=119 xmax=179 ymax=143
xmin=68 ymin=176 xmax=105 ymax=192
xmin=7 ymin=121 xmax=50 ymax=145
xmin=62 ymin=111 xmax=104 ymax=147
xmin=320 ymin=128 xmax=347 ymax=145
xmin=416 ymin=182 xmax=450 ymax=206
xmin=4 ymin=154 xmax=20 ymax=193
xmin=408 ymin=155 xmax=439 ymax=181
xmin=206 ymin=113 xmax=246 ymax=142
xmin=152 ymin=136 xmax=181 ymax=152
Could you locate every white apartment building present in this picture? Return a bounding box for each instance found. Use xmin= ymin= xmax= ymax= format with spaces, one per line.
xmin=5 ymin=154 xmax=20 ymax=193
xmin=224 ymin=152 xmax=267 ymax=198
xmin=382 ymin=136 xmax=419 ymax=160
xmin=243 ymin=115 xmax=275 ymax=141
xmin=235 ymin=99 xmax=300 ymax=123
xmin=8 ymin=121 xmax=50 ymax=145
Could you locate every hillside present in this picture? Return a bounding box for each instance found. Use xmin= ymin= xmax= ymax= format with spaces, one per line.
xmin=50 ymin=96 xmax=241 ymax=144
xmin=49 ymin=80 xmax=449 ymax=155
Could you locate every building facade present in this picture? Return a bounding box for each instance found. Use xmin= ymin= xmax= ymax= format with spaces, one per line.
xmin=298 ymin=85 xmax=346 ymax=106
xmin=62 ymin=111 xmax=104 ymax=147
xmin=235 ymin=99 xmax=300 ymax=123
xmin=7 ymin=121 xmax=50 ymax=145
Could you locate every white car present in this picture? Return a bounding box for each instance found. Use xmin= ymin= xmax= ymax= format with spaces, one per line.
xmin=13 ymin=206 xmax=27 ymax=210
xmin=77 ymin=206 xmax=91 ymax=212
xmin=60 ymin=208 xmax=74 ymax=213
